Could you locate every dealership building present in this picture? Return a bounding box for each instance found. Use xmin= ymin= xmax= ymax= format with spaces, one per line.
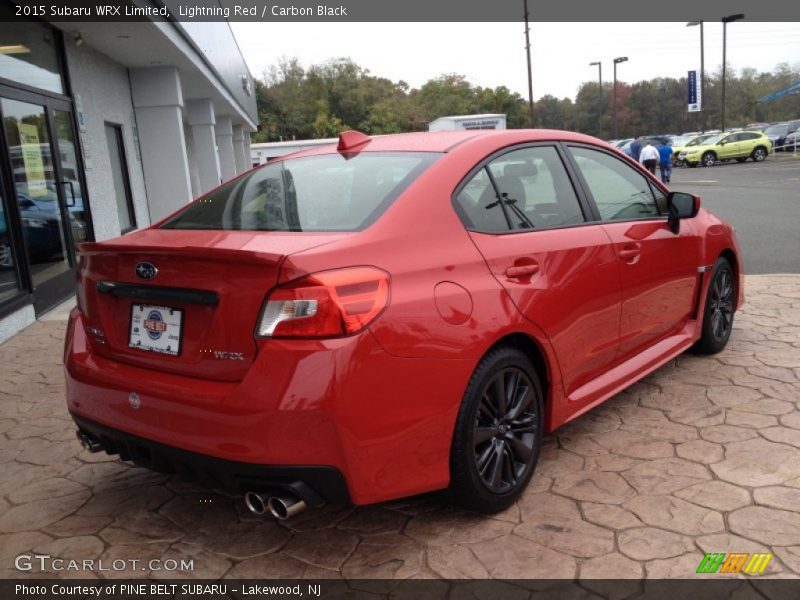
xmin=0 ymin=3 xmax=257 ymax=342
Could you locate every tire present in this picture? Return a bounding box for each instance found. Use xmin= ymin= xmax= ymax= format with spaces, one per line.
xmin=736 ymin=157 xmax=747 ymax=163
xmin=449 ymin=346 xmax=544 ymax=513
xmin=694 ymin=258 xmax=735 ymax=355
xmin=702 ymin=152 xmax=716 ymax=167
xmin=751 ymin=147 xmax=767 ymax=162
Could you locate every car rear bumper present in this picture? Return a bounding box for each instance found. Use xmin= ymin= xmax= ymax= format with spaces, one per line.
xmin=64 ymin=309 xmax=474 ymax=505
xmin=71 ymin=413 xmax=349 ymax=506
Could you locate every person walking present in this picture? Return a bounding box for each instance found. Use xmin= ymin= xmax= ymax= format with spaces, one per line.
xmin=639 ymin=140 xmax=659 ymax=175
xmin=657 ymin=139 xmax=673 ymax=183
xmin=629 ymin=136 xmax=643 ymax=161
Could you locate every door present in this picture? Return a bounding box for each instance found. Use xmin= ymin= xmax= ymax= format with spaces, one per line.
xmin=0 ymin=92 xmax=84 ymax=313
xmin=717 ymin=133 xmax=739 ymax=160
xmin=566 ymin=145 xmax=701 ymax=359
xmin=454 ymin=144 xmax=622 ymax=397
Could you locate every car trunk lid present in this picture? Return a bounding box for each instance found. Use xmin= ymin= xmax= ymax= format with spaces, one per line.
xmin=78 ymin=229 xmax=349 ymax=382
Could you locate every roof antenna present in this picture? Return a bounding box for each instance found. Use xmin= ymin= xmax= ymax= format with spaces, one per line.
xmin=337 ymin=130 xmax=371 ymax=153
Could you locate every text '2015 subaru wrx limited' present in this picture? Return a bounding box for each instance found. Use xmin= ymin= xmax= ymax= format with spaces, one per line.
xmin=65 ymin=129 xmax=743 ymax=518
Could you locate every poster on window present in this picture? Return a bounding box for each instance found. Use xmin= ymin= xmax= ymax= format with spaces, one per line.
xmin=19 ymin=123 xmax=48 ymax=197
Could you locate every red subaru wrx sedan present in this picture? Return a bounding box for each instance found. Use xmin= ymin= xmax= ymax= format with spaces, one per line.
xmin=65 ymin=129 xmax=743 ymax=518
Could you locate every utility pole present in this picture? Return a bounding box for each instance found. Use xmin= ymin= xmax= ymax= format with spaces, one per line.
xmin=523 ymin=0 xmax=534 ymax=128
xmin=721 ymin=14 xmax=744 ymax=132
xmin=590 ymin=61 xmax=602 ymax=137
xmin=613 ymin=56 xmax=628 ymax=139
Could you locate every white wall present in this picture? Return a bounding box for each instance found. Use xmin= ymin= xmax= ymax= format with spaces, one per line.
xmin=63 ymin=38 xmax=150 ymax=240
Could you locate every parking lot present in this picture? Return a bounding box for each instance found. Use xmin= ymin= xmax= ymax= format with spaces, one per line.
xmin=670 ymin=153 xmax=800 ymax=275
xmin=0 ymin=271 xmax=798 ymax=581
xmin=1 ymin=155 xmax=799 ymax=583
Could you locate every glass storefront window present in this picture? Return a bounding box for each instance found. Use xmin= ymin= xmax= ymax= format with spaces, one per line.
xmin=0 ymin=5 xmax=64 ymax=94
xmin=2 ymin=97 xmax=71 ymax=292
xmin=0 ymin=185 xmax=21 ymax=304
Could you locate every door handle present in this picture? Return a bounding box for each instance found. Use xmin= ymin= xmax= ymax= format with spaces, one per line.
xmin=59 ymin=181 xmax=76 ymax=207
xmin=618 ymin=245 xmax=641 ymax=261
xmin=505 ymin=263 xmax=540 ymax=278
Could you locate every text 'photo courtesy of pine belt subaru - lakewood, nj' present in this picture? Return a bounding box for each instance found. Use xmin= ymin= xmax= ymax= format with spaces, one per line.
xmin=64 ymin=129 xmax=744 ymax=519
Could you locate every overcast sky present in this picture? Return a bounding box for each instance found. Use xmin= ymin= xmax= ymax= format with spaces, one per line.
xmin=231 ymin=22 xmax=800 ymax=101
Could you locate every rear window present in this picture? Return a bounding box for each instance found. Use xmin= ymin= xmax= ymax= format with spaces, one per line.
xmin=765 ymin=125 xmax=788 ymax=136
xmin=161 ymin=152 xmax=440 ymax=232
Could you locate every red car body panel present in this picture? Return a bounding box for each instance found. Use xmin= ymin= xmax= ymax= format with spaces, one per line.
xmin=65 ymin=129 xmax=744 ymax=506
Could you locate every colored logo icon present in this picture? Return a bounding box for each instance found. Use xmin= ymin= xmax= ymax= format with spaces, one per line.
xmin=697 ymin=552 xmax=773 ymax=575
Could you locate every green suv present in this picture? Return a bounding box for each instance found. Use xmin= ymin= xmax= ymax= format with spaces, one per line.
xmin=680 ymin=131 xmax=773 ymax=167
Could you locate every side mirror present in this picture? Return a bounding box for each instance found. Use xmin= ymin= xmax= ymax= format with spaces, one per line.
xmin=667 ymin=192 xmax=700 ymax=234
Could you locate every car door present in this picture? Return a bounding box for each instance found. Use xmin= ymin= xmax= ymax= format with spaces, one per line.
xmin=739 ymin=132 xmax=760 ymax=157
xmin=717 ymin=133 xmax=739 ymax=160
xmin=565 ymin=144 xmax=702 ymax=360
xmin=454 ymin=144 xmax=622 ymax=398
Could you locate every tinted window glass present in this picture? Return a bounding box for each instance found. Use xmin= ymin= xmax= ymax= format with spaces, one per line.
xmin=765 ymin=124 xmax=788 ymax=136
xmin=570 ymin=147 xmax=660 ymax=221
xmin=486 ymin=146 xmax=585 ymax=229
xmin=0 ymin=8 xmax=64 ymax=94
xmin=162 ymin=152 xmax=439 ymax=232
xmin=454 ymin=167 xmax=511 ymax=233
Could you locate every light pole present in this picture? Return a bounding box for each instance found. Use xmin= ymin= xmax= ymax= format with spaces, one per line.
xmin=687 ymin=21 xmax=705 ymax=132
xmin=523 ymin=0 xmax=534 ymax=128
xmin=613 ymin=56 xmax=628 ymax=139
xmin=590 ymin=61 xmax=602 ymax=138
xmin=721 ymin=13 xmax=744 ymax=132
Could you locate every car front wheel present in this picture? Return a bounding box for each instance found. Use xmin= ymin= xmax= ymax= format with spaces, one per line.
xmin=702 ymin=152 xmax=716 ymax=167
xmin=449 ymin=346 xmax=544 ymax=513
xmin=695 ymin=257 xmax=735 ymax=355
xmin=752 ymin=147 xmax=767 ymax=162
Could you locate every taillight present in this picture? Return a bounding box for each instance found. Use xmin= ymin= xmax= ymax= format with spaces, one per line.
xmin=75 ymin=254 xmax=87 ymax=314
xmin=256 ymin=267 xmax=390 ymax=338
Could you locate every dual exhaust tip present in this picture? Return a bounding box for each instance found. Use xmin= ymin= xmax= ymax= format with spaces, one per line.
xmin=77 ymin=430 xmax=307 ymax=520
xmin=244 ymin=491 xmax=307 ymax=520
xmin=76 ymin=431 xmax=103 ymax=453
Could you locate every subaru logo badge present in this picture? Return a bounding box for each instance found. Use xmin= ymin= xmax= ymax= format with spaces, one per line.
xmin=128 ymin=392 xmax=141 ymax=410
xmin=135 ymin=262 xmax=157 ymax=280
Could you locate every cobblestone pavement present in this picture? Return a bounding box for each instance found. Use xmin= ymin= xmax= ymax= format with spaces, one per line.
xmin=1 ymin=275 xmax=799 ymax=581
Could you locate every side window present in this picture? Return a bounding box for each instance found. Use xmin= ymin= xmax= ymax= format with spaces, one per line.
xmin=484 ymin=146 xmax=585 ymax=230
xmin=454 ymin=167 xmax=511 ymax=233
xmin=650 ymin=181 xmax=668 ymax=214
xmin=570 ymin=147 xmax=660 ymax=222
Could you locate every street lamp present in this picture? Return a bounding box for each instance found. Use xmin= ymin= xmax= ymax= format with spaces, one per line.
xmin=721 ymin=13 xmax=745 ymax=132
xmin=590 ymin=61 xmax=602 ymax=138
xmin=613 ymin=56 xmax=628 ymax=139
xmin=687 ymin=21 xmax=705 ymax=132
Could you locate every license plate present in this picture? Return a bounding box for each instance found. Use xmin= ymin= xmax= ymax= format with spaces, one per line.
xmin=129 ymin=304 xmax=183 ymax=356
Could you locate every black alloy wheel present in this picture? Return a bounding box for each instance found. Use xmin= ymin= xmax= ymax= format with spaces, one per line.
xmin=449 ymin=346 xmax=543 ymax=513
xmin=473 ymin=368 xmax=538 ymax=493
xmin=695 ymin=257 xmax=735 ymax=354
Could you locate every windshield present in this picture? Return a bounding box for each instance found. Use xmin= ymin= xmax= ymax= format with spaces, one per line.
xmin=696 ymin=134 xmax=725 ymax=145
xmin=687 ymin=135 xmax=715 ymax=147
xmin=765 ymin=124 xmax=788 ymax=136
xmin=672 ymin=135 xmax=692 ymax=146
xmin=161 ymin=152 xmax=440 ymax=232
